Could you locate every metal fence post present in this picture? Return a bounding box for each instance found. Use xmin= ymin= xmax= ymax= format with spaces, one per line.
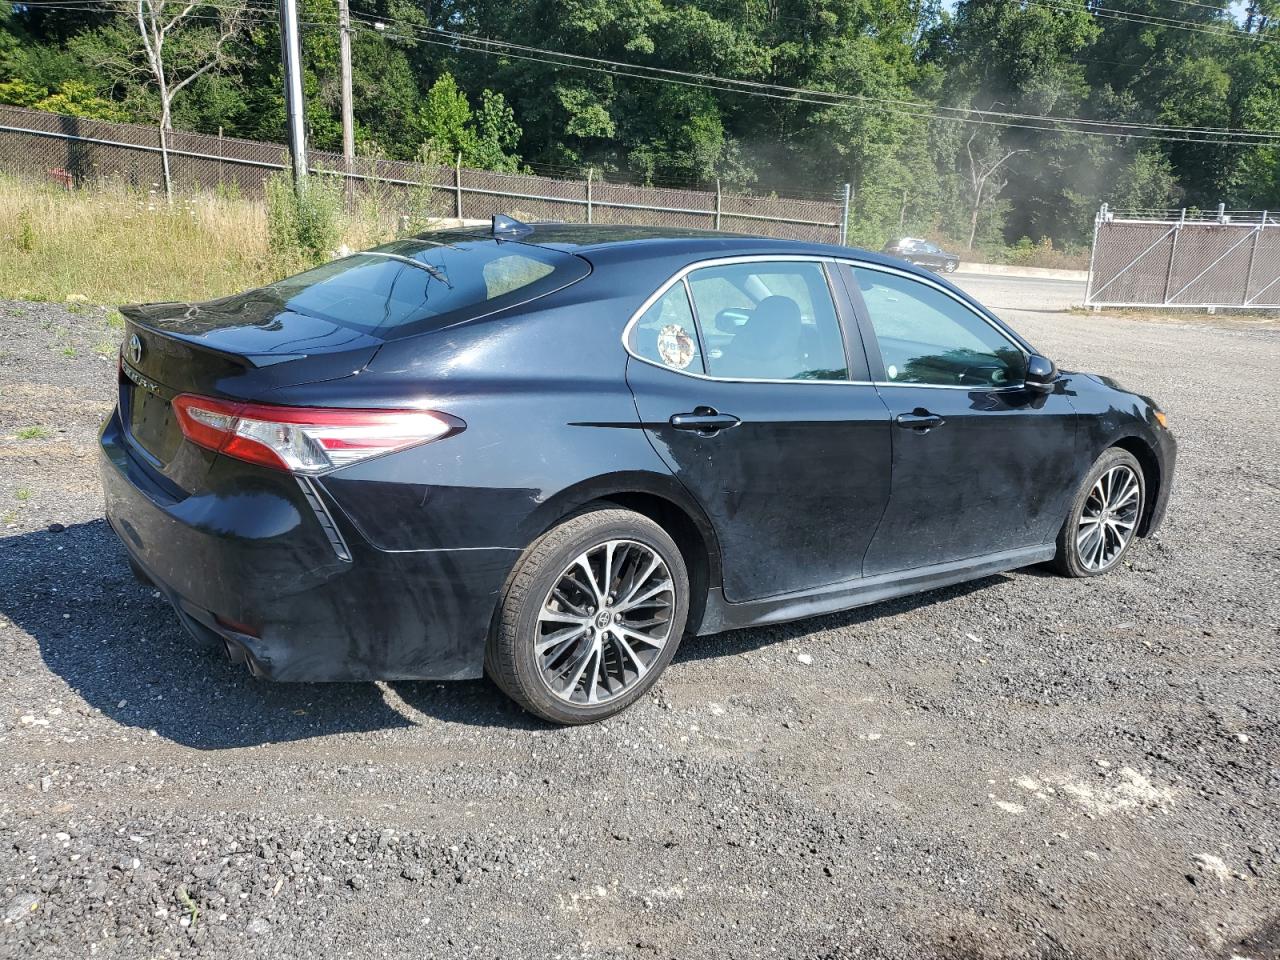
xmin=1084 ymin=205 xmax=1102 ymax=308
xmin=714 ymin=179 xmax=722 ymax=231
xmin=1243 ymin=212 xmax=1264 ymax=304
xmin=1162 ymin=209 xmax=1184 ymax=305
xmin=840 ymin=182 xmax=851 ymax=245
xmin=455 ymin=152 xmax=463 ymax=219
xmin=586 ymin=168 xmax=593 ymax=224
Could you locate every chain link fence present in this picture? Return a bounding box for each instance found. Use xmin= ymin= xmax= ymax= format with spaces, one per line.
xmin=1085 ymin=204 xmax=1280 ymax=309
xmin=0 ymin=105 xmax=847 ymax=243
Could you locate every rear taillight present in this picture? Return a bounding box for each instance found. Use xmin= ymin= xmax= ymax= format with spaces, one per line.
xmin=171 ymin=395 xmax=462 ymax=474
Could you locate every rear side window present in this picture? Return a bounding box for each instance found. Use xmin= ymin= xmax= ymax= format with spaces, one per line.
xmin=628 ymin=284 xmax=704 ymax=374
xmin=260 ymin=237 xmax=588 ymax=339
xmin=686 ymin=261 xmax=848 ymax=381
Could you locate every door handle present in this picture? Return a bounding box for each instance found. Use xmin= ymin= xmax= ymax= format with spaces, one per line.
xmin=669 ymin=407 xmax=741 ymax=435
xmin=894 ymin=410 xmax=945 ymax=432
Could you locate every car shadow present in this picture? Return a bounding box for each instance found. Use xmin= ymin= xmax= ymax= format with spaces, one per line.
xmin=0 ymin=520 xmax=601 ymax=741
xmin=4 ymin=519 xmax=1021 ymax=744
xmin=674 ymin=575 xmax=1008 ymax=664
xmin=2 ymin=520 xmax=420 ymax=749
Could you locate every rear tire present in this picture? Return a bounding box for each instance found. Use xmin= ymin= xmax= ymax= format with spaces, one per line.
xmin=486 ymin=507 xmax=689 ymax=725
xmin=1053 ymin=448 xmax=1145 ymax=578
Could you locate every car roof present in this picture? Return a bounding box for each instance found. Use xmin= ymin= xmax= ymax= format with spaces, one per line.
xmin=426 ymin=221 xmax=913 ymax=272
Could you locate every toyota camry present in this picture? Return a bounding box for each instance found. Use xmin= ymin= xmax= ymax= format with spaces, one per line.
xmin=100 ymin=216 xmax=1175 ymax=724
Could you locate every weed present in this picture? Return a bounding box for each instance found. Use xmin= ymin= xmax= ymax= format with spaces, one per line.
xmin=16 ymin=426 xmax=50 ymax=440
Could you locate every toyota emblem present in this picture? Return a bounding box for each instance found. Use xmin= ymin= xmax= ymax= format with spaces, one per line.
xmin=128 ymin=333 xmax=143 ymax=365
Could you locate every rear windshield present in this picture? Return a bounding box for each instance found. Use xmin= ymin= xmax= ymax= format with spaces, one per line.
xmin=263 ymin=236 xmax=589 ymax=339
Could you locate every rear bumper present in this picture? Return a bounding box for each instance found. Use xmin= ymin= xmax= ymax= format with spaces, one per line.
xmin=100 ymin=410 xmax=516 ymax=681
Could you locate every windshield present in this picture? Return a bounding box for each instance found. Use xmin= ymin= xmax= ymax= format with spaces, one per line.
xmin=264 ymin=236 xmax=590 ymax=339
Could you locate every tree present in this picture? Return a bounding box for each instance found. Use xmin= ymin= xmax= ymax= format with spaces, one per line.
xmin=963 ymin=129 xmax=1026 ymax=249
xmin=414 ymin=73 xmax=524 ymax=172
xmin=127 ymin=1 xmax=247 ymax=200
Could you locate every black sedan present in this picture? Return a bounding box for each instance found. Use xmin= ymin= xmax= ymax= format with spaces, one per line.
xmin=882 ymin=237 xmax=961 ymax=273
xmin=100 ymin=217 xmax=1175 ymax=724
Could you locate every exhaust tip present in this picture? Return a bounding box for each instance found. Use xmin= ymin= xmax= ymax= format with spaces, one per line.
xmin=221 ymin=637 xmax=249 ymax=665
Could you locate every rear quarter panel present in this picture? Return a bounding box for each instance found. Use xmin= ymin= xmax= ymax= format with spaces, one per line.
xmin=287 ymin=271 xmax=702 ymax=554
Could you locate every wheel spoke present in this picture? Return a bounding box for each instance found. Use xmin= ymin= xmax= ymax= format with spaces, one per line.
xmin=617 ymin=554 xmax=661 ymax=607
xmin=599 ymin=541 xmax=617 ymax=603
xmin=550 ymin=585 xmax=589 ymax=616
xmin=1089 ymin=523 xmax=1107 ymax=567
xmin=616 ymin=578 xmax=672 ymax=612
xmin=616 ymin=624 xmax=668 ymax=651
xmin=540 ymin=608 xmax=589 ymax=627
xmin=575 ymin=556 xmax=604 ymax=604
xmin=611 ymin=631 xmax=649 ymax=681
xmin=559 ymin=638 xmax=598 ymax=697
xmin=536 ymin=624 xmax=587 ymax=656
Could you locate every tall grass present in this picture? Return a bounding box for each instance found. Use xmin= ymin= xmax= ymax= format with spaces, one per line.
xmin=0 ymin=175 xmax=276 ymax=304
xmin=0 ymin=173 xmax=440 ymax=306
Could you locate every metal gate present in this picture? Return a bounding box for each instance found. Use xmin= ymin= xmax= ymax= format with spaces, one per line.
xmin=1085 ymin=205 xmax=1280 ymax=309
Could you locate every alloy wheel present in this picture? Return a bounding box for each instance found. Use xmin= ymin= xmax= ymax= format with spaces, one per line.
xmin=1076 ymin=464 xmax=1141 ymax=572
xmin=534 ymin=539 xmax=676 ymax=705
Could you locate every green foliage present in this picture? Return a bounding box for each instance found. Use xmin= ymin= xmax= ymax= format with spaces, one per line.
xmin=1 ymin=0 xmax=1277 ymax=251
xmin=0 ymin=78 xmax=124 ymax=119
xmin=413 ymin=74 xmax=525 ymax=172
xmin=265 ymin=171 xmax=342 ymax=272
xmin=16 ymin=209 xmax=35 ymax=252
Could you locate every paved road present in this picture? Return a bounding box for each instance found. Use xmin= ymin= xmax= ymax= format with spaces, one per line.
xmin=1 ymin=298 xmax=1277 ymax=960
xmin=950 ymin=272 xmax=1088 ymax=315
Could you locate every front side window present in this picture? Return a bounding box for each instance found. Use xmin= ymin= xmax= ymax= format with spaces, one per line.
xmin=852 ymin=267 xmax=1026 ymax=388
xmin=684 ymin=261 xmax=848 ymax=381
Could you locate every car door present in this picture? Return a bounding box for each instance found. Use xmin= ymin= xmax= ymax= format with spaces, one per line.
xmin=625 ymin=257 xmax=892 ymax=602
xmin=838 ymin=262 xmax=1079 ymax=577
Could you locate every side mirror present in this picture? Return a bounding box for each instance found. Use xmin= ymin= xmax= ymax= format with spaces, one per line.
xmin=1024 ymin=354 xmax=1057 ymax=393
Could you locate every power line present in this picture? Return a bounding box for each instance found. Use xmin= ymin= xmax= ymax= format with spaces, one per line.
xmin=1028 ymin=0 xmax=1279 ymax=44
xmin=345 ymin=9 xmax=1280 ymax=144
xmin=14 ymin=0 xmax=1280 ymax=146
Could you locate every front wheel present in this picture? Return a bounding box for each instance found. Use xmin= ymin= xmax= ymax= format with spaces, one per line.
xmin=486 ymin=507 xmax=689 ymax=724
xmin=1053 ymin=448 xmax=1145 ymax=577
xmin=943 ymin=260 xmax=958 ymax=273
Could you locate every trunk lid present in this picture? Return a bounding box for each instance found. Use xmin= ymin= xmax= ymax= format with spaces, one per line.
xmin=117 ymin=294 xmax=382 ymax=482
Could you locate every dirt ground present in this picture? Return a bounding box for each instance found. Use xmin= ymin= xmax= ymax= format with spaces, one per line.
xmin=1 ymin=292 xmax=1277 ymax=960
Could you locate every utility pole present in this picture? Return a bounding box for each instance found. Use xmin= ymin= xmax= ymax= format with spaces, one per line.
xmin=338 ymin=0 xmax=355 ymax=165
xmin=278 ymin=0 xmax=308 ymax=188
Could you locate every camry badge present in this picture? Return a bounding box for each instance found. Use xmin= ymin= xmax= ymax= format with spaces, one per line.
xmin=128 ymin=333 xmax=143 ymax=365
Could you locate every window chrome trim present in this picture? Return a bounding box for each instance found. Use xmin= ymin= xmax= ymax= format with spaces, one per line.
xmin=621 ymin=254 xmax=874 ymax=386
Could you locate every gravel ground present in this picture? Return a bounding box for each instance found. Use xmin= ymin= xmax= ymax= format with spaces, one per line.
xmin=1 ymin=293 xmax=1278 ymax=960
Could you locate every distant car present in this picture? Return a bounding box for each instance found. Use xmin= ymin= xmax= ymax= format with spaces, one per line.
xmin=101 ymin=217 xmax=1174 ymax=725
xmin=883 ymin=238 xmax=960 ymax=274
